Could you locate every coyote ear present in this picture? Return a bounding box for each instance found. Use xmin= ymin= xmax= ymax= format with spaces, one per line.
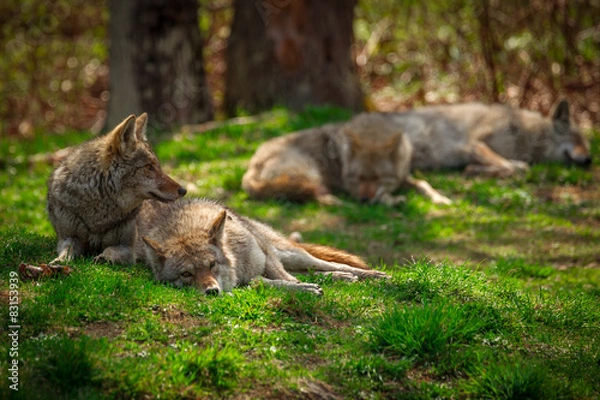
xmin=552 ymin=99 xmax=570 ymax=128
xmin=111 ymin=115 xmax=137 ymax=156
xmin=135 ymin=112 xmax=148 ymax=141
xmin=208 ymin=210 xmax=227 ymax=245
xmin=142 ymin=236 xmax=166 ymax=263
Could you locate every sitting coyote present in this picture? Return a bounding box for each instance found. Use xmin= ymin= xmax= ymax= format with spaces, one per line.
xmin=47 ymin=113 xmax=186 ymax=264
xmin=242 ymin=113 xmax=452 ymax=206
xmin=135 ymin=198 xmax=389 ymax=295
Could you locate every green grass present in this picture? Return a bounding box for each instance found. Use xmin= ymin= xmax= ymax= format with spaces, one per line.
xmin=1 ymin=106 xmax=599 ymax=399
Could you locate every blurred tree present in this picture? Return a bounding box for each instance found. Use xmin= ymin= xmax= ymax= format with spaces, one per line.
xmin=354 ymin=0 xmax=599 ymax=127
xmin=106 ymin=0 xmax=213 ymax=130
xmin=224 ymin=0 xmax=364 ymax=116
xmin=0 ymin=0 xmax=109 ymax=136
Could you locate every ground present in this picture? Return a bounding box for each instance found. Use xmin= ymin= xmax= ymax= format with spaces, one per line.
xmin=0 ymin=106 xmax=599 ymax=399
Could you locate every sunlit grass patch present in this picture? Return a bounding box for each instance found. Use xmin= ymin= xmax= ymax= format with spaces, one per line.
xmin=368 ymin=299 xmax=497 ymax=362
xmin=491 ymin=256 xmax=555 ymax=279
xmin=465 ymin=359 xmax=564 ymax=400
xmin=0 ymin=108 xmax=598 ymax=398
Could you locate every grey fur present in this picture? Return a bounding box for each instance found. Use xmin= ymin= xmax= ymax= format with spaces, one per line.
xmin=47 ymin=113 xmax=186 ymax=264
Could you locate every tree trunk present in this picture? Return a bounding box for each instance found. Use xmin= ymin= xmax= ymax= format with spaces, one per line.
xmin=106 ymin=0 xmax=212 ymax=130
xmin=225 ymin=0 xmax=364 ymax=115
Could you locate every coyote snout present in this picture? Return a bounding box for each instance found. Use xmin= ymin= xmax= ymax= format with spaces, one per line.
xmin=195 ymin=268 xmax=221 ymax=295
xmin=144 ymin=165 xmax=187 ymax=202
xmin=564 ymin=145 xmax=592 ymax=167
xmin=139 ymin=209 xmax=235 ymax=295
xmin=357 ymin=182 xmax=379 ymax=204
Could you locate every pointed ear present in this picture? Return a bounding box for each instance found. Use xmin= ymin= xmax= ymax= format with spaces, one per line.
xmin=552 ymin=99 xmax=570 ymax=127
xmin=142 ymin=236 xmax=166 ymax=263
xmin=111 ymin=115 xmax=137 ymax=156
xmin=135 ymin=112 xmax=148 ymax=141
xmin=208 ymin=210 xmax=227 ymax=245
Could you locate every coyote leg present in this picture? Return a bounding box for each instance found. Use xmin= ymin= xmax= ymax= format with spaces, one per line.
xmin=94 ymin=245 xmax=134 ymax=264
xmin=466 ymin=142 xmax=530 ymax=177
xmin=405 ymin=175 xmax=452 ymax=205
xmin=277 ymin=249 xmax=389 ymax=279
xmin=258 ymin=278 xmax=323 ymax=295
xmin=51 ymin=238 xmax=82 ymax=264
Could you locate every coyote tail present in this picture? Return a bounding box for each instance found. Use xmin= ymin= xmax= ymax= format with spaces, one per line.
xmin=296 ymin=243 xmax=370 ymax=270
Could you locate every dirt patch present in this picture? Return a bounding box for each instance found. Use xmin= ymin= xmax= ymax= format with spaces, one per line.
xmin=286 ymin=214 xmax=347 ymax=235
xmin=79 ymin=321 xmax=124 ymax=339
xmin=537 ymin=185 xmax=600 ymax=206
xmin=152 ymin=304 xmax=206 ymax=331
xmin=296 ymin=379 xmax=342 ymax=400
xmin=231 ymin=382 xmax=298 ymax=400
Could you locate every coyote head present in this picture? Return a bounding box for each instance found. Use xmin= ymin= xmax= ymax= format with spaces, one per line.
xmin=106 ymin=113 xmax=187 ymax=205
xmin=547 ymin=100 xmax=591 ymax=167
xmin=141 ymin=210 xmax=234 ymax=295
xmin=340 ymin=114 xmax=412 ymax=204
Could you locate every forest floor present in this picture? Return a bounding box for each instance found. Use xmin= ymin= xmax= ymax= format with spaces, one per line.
xmin=1 ymin=106 xmax=599 ymax=399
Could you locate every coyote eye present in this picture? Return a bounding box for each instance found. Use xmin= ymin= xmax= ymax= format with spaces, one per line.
xmin=181 ymin=271 xmax=192 ymax=278
xmin=209 ymin=261 xmax=216 ymax=270
xmin=145 ymin=164 xmax=155 ymax=172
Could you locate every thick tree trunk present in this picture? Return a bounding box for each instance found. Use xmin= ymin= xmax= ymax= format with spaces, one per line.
xmin=106 ymin=0 xmax=212 ymax=130
xmin=225 ymin=0 xmax=364 ymax=115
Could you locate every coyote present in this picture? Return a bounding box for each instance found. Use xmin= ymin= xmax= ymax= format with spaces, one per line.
xmin=135 ymin=198 xmax=389 ymax=295
xmin=242 ymin=113 xmax=451 ymax=206
xmin=385 ymin=100 xmax=591 ymax=177
xmin=47 ymin=113 xmax=186 ymax=264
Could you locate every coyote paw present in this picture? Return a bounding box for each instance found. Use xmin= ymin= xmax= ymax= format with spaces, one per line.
xmin=363 ymin=270 xmax=391 ymax=280
xmin=93 ymin=253 xmax=111 ymax=264
xmin=298 ymin=282 xmax=324 ymax=296
xmin=465 ymin=161 xmax=529 ymax=178
xmin=316 ymin=194 xmax=343 ymax=206
xmin=431 ymin=193 xmax=453 ymax=205
xmin=508 ymin=160 xmax=530 ymax=172
xmin=52 ymin=238 xmax=78 ymax=265
xmin=379 ymin=193 xmax=406 ymax=207
xmin=94 ymin=246 xmax=133 ymax=265
xmin=315 ymin=271 xmax=359 ymax=282
xmin=49 ymin=256 xmax=68 ymax=265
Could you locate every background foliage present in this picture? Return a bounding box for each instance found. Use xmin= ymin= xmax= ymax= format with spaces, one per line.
xmin=355 ymin=0 xmax=599 ymax=125
xmin=1 ymin=0 xmax=598 ymax=138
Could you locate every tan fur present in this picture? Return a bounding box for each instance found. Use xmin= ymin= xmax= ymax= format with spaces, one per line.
xmin=243 ymin=114 xmax=451 ymax=205
xmin=295 ymin=243 xmax=369 ymax=270
xmin=385 ymin=100 xmax=591 ymax=176
xmin=135 ymin=199 xmax=389 ymax=295
xmin=243 ymin=174 xmax=325 ymax=203
xmin=47 ymin=113 xmax=186 ymax=264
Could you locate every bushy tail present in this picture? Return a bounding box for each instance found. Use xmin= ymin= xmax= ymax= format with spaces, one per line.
xmin=296 ymin=243 xmax=370 ymax=270
xmin=242 ymin=172 xmax=321 ymax=203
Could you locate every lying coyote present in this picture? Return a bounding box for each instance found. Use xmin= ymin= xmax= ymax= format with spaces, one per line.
xmin=135 ymin=199 xmax=389 ymax=295
xmin=243 ymin=113 xmax=451 ymax=206
xmin=385 ymin=99 xmax=591 ymax=177
xmin=243 ymin=100 xmax=589 ymax=205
